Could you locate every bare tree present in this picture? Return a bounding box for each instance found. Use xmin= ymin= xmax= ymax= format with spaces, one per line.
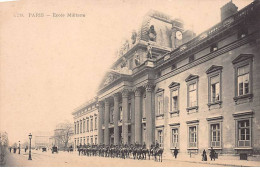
xmin=53 ymin=122 xmax=74 ymax=150
xmin=0 ymin=132 xmax=8 ymax=165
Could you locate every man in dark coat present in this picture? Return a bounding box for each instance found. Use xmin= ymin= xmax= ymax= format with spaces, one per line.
xmin=210 ymin=147 xmax=216 ymax=161
xmin=173 ymin=147 xmax=178 ymax=159
xmin=202 ymin=149 xmax=207 ymax=161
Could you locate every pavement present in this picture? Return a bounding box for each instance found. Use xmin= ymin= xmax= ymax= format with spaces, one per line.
xmin=1 ymin=149 xmax=260 ymax=167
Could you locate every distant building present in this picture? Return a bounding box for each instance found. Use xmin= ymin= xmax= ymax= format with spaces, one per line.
xmin=32 ymin=131 xmax=51 ymax=149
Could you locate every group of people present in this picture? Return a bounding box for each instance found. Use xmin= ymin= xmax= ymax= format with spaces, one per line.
xmin=202 ymin=147 xmax=217 ymax=161
xmin=76 ymin=141 xmax=164 ymax=162
xmin=9 ymin=146 xmax=28 ymax=154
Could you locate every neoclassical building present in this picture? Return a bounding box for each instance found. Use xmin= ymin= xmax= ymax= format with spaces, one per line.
xmin=74 ymin=1 xmax=260 ymax=160
xmin=72 ymin=97 xmax=98 ymax=149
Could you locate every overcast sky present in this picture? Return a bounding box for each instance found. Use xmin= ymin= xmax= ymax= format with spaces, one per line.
xmin=0 ymin=0 xmax=253 ymax=144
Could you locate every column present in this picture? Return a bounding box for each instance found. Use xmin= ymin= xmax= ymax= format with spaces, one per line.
xmin=113 ymin=93 xmax=120 ymax=145
xmin=104 ymin=99 xmax=110 ymax=145
xmin=134 ymin=88 xmax=142 ymax=144
xmin=122 ymin=89 xmax=129 ymax=144
xmin=131 ymin=92 xmax=135 ymax=144
xmin=98 ymin=101 xmax=104 ymax=144
xmin=145 ymin=83 xmax=155 ymax=149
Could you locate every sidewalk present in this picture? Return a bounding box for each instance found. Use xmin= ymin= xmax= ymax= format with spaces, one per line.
xmin=164 ymin=154 xmax=260 ymax=167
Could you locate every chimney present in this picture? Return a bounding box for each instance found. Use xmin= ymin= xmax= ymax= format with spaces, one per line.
xmin=220 ymin=0 xmax=238 ymax=21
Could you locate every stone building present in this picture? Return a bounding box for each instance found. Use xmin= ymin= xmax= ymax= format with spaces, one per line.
xmin=74 ymin=1 xmax=260 ymax=160
xmin=72 ymin=97 xmax=98 ymax=150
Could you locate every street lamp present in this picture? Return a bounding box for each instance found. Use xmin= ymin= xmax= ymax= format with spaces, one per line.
xmin=28 ymin=133 xmax=32 ymax=160
xmin=18 ymin=141 xmax=20 ymax=154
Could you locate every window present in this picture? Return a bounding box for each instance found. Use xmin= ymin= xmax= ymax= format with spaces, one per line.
xmin=91 ymin=118 xmax=93 ymax=131
xmin=83 ymin=137 xmax=85 ymax=144
xmin=172 ymin=90 xmax=178 ymax=111
xmin=87 ymin=119 xmax=89 ymax=132
xmin=189 ymin=55 xmax=195 ymax=63
xmin=110 ymin=107 xmax=114 ymax=123
xmin=238 ymin=120 xmax=250 ymax=147
xmin=171 ymin=64 xmax=176 ymax=70
xmin=210 ymin=43 xmax=218 ymax=52
xmin=232 ymin=54 xmax=253 ymax=103
xmin=188 ymin=83 xmax=197 ymax=107
xmin=80 ymin=120 xmax=82 ymax=133
xmin=206 ymin=65 xmax=223 ymax=108
xmin=171 ymin=128 xmax=179 ymax=148
xmin=237 ymin=65 xmax=250 ymax=96
xmin=95 ymin=136 xmax=97 ymax=144
xmin=91 ymin=137 xmax=93 ymax=144
xmin=87 ymin=137 xmax=89 ymax=144
xmin=169 ymin=82 xmax=180 ymax=116
xmin=80 ymin=137 xmax=82 ymax=145
xmin=189 ymin=126 xmax=197 ymax=148
xmin=77 ymin=121 xmax=79 ymax=134
xmin=158 ymin=130 xmax=163 ymax=147
xmin=156 ymin=88 xmax=164 ymax=117
xmin=238 ymin=27 xmax=248 ymax=39
xmin=94 ymin=117 xmax=97 ymax=130
xmin=210 ymin=124 xmax=221 ymax=147
xmin=74 ymin=122 xmax=76 ymax=134
xmin=83 ymin=119 xmax=85 ymax=133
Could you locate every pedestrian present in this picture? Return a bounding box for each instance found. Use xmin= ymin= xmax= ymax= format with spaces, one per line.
xmin=202 ymin=149 xmax=207 ymax=161
xmin=173 ymin=147 xmax=178 ymax=159
xmin=9 ymin=147 xmax=12 ymax=153
xmin=210 ymin=147 xmax=216 ymax=161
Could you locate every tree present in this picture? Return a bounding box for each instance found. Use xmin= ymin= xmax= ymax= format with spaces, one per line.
xmin=0 ymin=132 xmax=9 ymax=165
xmin=53 ymin=122 xmax=73 ymax=150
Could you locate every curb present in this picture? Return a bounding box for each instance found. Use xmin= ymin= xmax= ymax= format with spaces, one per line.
xmin=164 ymin=158 xmax=251 ymax=167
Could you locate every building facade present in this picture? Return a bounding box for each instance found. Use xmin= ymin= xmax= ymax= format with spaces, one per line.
xmin=73 ymin=1 xmax=260 ymax=160
xmin=72 ymin=97 xmax=98 ymax=150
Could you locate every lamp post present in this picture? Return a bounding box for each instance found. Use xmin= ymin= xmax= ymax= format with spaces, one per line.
xmin=18 ymin=141 xmax=20 ymax=154
xmin=28 ymin=133 xmax=32 ymax=160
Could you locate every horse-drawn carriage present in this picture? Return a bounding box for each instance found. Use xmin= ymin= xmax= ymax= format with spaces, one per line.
xmin=52 ymin=146 xmax=58 ymax=154
xmin=42 ymin=147 xmax=47 ymax=152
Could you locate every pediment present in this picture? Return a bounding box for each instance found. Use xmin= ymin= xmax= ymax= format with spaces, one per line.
xmin=156 ymin=88 xmax=164 ymax=93
xmin=168 ymin=82 xmax=180 ymax=89
xmin=206 ymin=65 xmax=223 ymax=74
xmin=185 ymin=74 xmax=199 ymax=82
xmin=232 ymin=54 xmax=253 ymax=64
xmin=102 ymin=71 xmax=121 ymax=87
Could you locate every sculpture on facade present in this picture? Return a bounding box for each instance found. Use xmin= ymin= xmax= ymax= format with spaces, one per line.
xmin=147 ymin=43 xmax=153 ymax=59
xmin=134 ymin=51 xmax=140 ymax=66
xmin=131 ymin=30 xmax=137 ymax=44
xmin=148 ymin=25 xmax=157 ymax=41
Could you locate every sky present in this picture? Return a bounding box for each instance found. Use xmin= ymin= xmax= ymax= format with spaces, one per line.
xmin=0 ymin=0 xmax=253 ymax=145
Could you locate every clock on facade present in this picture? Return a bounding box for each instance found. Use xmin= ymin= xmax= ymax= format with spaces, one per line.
xmin=176 ymin=31 xmax=183 ymax=40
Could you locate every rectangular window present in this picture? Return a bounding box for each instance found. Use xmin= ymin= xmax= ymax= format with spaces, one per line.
xmin=87 ymin=137 xmax=89 ymax=144
xmin=80 ymin=120 xmax=82 ymax=133
xmin=83 ymin=138 xmax=85 ymax=144
xmin=95 ymin=137 xmax=97 ymax=144
xmin=210 ymin=76 xmax=220 ymax=103
xmin=95 ymin=117 xmax=97 ymax=130
xmin=77 ymin=122 xmax=79 ymax=134
xmin=158 ymin=130 xmax=163 ymax=147
xmin=83 ymin=119 xmax=85 ymax=133
xmin=172 ymin=90 xmax=178 ymax=112
xmin=237 ymin=65 xmax=250 ymax=96
xmin=238 ymin=120 xmax=250 ymax=147
xmin=188 ymin=83 xmax=197 ymax=107
xmin=87 ymin=119 xmax=89 ymax=132
xmin=91 ymin=137 xmax=93 ymax=144
xmin=157 ymin=94 xmax=164 ymax=115
xmin=91 ymin=118 xmax=93 ymax=131
xmin=171 ymin=128 xmax=178 ymax=147
xmin=189 ymin=126 xmax=197 ymax=148
xmin=210 ymin=124 xmax=221 ymax=147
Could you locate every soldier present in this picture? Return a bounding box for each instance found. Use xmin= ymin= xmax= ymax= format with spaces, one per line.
xmin=173 ymin=147 xmax=178 ymax=159
xmin=155 ymin=140 xmax=159 ymax=148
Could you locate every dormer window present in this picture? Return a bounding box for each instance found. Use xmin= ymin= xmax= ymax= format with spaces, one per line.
xmin=171 ymin=64 xmax=176 ymax=70
xmin=189 ymin=55 xmax=195 ymax=63
xmin=210 ymin=43 xmax=218 ymax=52
xmin=238 ymin=27 xmax=248 ymax=39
